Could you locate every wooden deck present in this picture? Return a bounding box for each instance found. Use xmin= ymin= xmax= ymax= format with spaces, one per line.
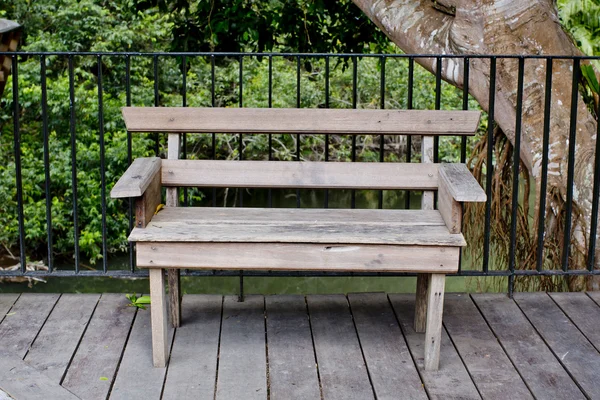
xmin=1 ymin=292 xmax=600 ymax=399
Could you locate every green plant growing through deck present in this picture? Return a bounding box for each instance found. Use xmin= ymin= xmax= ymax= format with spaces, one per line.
xmin=125 ymin=294 xmax=151 ymax=310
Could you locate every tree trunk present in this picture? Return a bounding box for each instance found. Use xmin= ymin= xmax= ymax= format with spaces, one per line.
xmin=353 ymin=0 xmax=599 ymax=287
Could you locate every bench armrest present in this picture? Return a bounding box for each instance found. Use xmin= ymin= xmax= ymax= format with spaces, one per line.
xmin=110 ymin=157 xmax=161 ymax=198
xmin=438 ymin=164 xmax=486 ymax=203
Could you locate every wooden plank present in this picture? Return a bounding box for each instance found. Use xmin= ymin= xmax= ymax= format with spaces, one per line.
xmin=443 ymin=294 xmax=533 ymax=399
xmin=514 ymin=292 xmax=600 ymax=398
xmin=348 ymin=293 xmax=427 ymax=400
xmin=136 ymin=242 xmax=461 ymax=273
xmin=162 ymin=295 xmax=222 ymax=400
xmin=424 ymin=274 xmax=445 ymax=371
xmin=162 ymin=159 xmax=440 ymax=190
xmin=472 ymin=294 xmax=585 ymax=400
xmin=62 ymin=294 xmax=137 ymax=400
xmin=0 ymin=294 xmax=19 ymax=321
xmin=149 ymin=269 xmax=169 ymax=367
xmin=265 ymin=295 xmax=321 ymax=400
xmin=551 ymin=292 xmax=600 ymax=351
xmin=24 ymin=294 xmax=99 ymax=383
xmin=122 ymin=107 xmax=481 ymax=135
xmin=110 ymin=296 xmax=174 ymax=399
xmin=0 ymin=352 xmax=80 ymax=400
xmin=216 ymin=295 xmax=267 ymax=400
xmin=165 ymin=133 xmax=182 ymax=328
xmin=389 ymin=294 xmax=481 ymax=399
xmin=0 ymin=293 xmax=60 ymax=358
xmin=110 ymin=157 xmax=161 ymax=198
xmin=0 ymin=20 xmax=21 ymax=34
xmin=438 ymin=164 xmax=486 ymax=202
xmin=135 ymin=170 xmax=162 ymax=229
xmin=129 ymin=209 xmax=465 ymax=247
xmin=438 ymin=181 xmax=462 ymax=233
xmin=307 ymin=295 xmax=374 ymax=400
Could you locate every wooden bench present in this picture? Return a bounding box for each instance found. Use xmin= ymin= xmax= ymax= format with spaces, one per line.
xmin=110 ymin=107 xmax=486 ymax=371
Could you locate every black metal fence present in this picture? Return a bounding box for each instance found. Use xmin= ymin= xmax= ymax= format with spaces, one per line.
xmin=1 ymin=51 xmax=599 ymax=295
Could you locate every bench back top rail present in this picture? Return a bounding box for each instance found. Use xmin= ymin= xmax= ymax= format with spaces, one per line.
xmin=122 ymin=107 xmax=481 ymax=135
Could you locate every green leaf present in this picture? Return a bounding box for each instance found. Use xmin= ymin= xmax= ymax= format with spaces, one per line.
xmin=99 ymin=377 xmax=109 ymax=381
xmin=582 ymin=64 xmax=600 ymax=94
xmin=135 ymin=296 xmax=151 ymax=304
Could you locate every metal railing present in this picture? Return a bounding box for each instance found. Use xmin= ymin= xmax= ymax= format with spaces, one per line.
xmin=1 ymin=51 xmax=600 ymax=295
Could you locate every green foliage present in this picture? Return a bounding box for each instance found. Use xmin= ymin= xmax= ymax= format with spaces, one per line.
xmin=558 ymin=0 xmax=600 ymax=58
xmin=125 ymin=293 xmax=151 ymax=309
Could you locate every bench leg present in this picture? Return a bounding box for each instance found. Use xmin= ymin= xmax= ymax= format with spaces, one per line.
xmin=167 ymin=269 xmax=181 ymax=328
xmin=149 ymin=269 xmax=169 ymax=368
xmin=424 ymin=273 xmax=446 ymax=371
xmin=414 ymin=273 xmax=430 ymax=332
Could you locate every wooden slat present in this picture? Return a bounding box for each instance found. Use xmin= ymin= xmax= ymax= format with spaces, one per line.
xmin=0 ymin=20 xmax=21 ymax=34
xmin=438 ymin=181 xmax=462 ymax=233
xmin=266 ymin=295 xmax=321 ymax=400
xmin=550 ymin=292 xmax=600 ymax=351
xmin=110 ymin=296 xmax=174 ymax=398
xmin=216 ymin=295 xmax=267 ymax=400
xmin=438 ymin=163 xmax=486 ymax=202
xmin=388 ymin=294 xmax=480 ymax=400
xmin=514 ymin=292 xmax=600 ymax=398
xmin=129 ymin=208 xmax=464 ymax=247
xmin=162 ymin=295 xmax=222 ymax=400
xmin=24 ymin=294 xmax=99 ymax=382
xmin=443 ymin=294 xmax=533 ymax=399
xmin=307 ymin=295 xmax=374 ymax=400
xmin=122 ymin=107 xmax=481 ymax=135
xmin=110 ymin=157 xmax=161 ymax=198
xmin=348 ymin=293 xmax=427 ymax=400
xmin=62 ymin=294 xmax=137 ymax=400
xmin=0 ymin=293 xmax=60 ymax=358
xmin=0 ymin=352 xmax=80 ymax=400
xmin=135 ymin=170 xmax=162 ymax=229
xmin=162 ymin=159 xmax=439 ymax=190
xmin=0 ymin=294 xmax=19 ymax=321
xmin=136 ymin=242 xmax=461 ymax=273
xmin=472 ymin=294 xmax=585 ymax=400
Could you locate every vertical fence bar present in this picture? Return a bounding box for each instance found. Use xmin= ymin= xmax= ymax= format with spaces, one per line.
xmin=351 ymin=56 xmax=358 ymax=209
xmin=378 ymin=56 xmax=386 ymax=209
xmin=125 ymin=55 xmax=135 ymax=272
xmin=211 ymin=55 xmax=217 ymax=207
xmin=461 ymin=57 xmax=470 ymax=163
xmin=536 ymin=58 xmax=553 ymax=272
xmin=68 ymin=56 xmax=80 ymax=273
xmin=434 ymin=57 xmax=442 ymax=163
xmin=97 ymin=55 xmax=108 ymax=273
xmin=405 ymin=57 xmax=414 ymax=210
xmin=182 ymin=55 xmax=188 ymax=207
xmin=588 ymin=95 xmax=600 ymax=271
xmin=324 ymin=56 xmax=330 ymax=208
xmin=296 ymin=55 xmax=301 ymax=208
xmin=40 ymin=55 xmax=54 ymax=272
xmin=268 ymin=55 xmax=273 ymax=208
xmin=482 ymin=57 xmax=497 ymax=274
xmin=508 ymin=57 xmax=525 ymax=295
xmin=562 ymin=58 xmax=580 ymax=272
xmin=12 ymin=55 xmax=26 ymax=273
xmin=153 ymin=54 xmax=159 ymax=156
xmin=239 ymin=55 xmax=244 ymax=208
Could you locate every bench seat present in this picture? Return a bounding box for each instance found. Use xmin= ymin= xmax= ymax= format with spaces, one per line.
xmin=131 ymin=207 xmax=464 ymax=273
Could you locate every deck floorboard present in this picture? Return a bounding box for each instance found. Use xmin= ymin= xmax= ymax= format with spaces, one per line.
xmin=2 ymin=292 xmax=600 ymax=400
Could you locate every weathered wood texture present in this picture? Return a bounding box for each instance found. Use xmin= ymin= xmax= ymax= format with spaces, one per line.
xmin=389 ymin=294 xmax=481 ymax=399
xmin=0 ymin=353 xmax=80 ymax=400
xmin=110 ymin=296 xmax=174 ymax=399
xmin=149 ymin=270 xmax=169 ymax=368
xmin=424 ymin=274 xmax=445 ymax=371
xmin=24 ymin=294 xmax=99 ymax=383
xmin=348 ymin=293 xmax=427 ymax=400
xmin=136 ymin=242 xmax=460 ymax=272
xmin=443 ymin=294 xmax=533 ymax=399
xmin=110 ymin=157 xmax=161 ymax=198
xmin=514 ymin=292 xmax=600 ymax=398
xmin=550 ymin=292 xmax=600 ymax=351
xmin=472 ymin=294 xmax=585 ymax=400
xmin=438 ymin=182 xmax=462 ymax=233
xmin=62 ymin=294 xmax=137 ymax=400
xmin=129 ymin=207 xmax=465 ymax=246
xmin=0 ymin=293 xmax=60 ymax=358
xmin=438 ymin=163 xmax=487 ymax=202
xmin=215 ymin=296 xmax=267 ymax=400
xmin=162 ymin=159 xmax=439 ymax=189
xmin=122 ymin=107 xmax=481 ymax=134
xmin=134 ymin=169 xmax=162 ymax=229
xmin=265 ymin=295 xmax=321 ymax=400
xmin=162 ymin=295 xmax=222 ymax=400
xmin=307 ymin=295 xmax=374 ymax=400
xmin=0 ymin=294 xmax=19 ymax=322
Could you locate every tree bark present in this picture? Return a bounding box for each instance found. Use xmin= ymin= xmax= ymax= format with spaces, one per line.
xmin=354 ymin=0 xmax=598 ymax=285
